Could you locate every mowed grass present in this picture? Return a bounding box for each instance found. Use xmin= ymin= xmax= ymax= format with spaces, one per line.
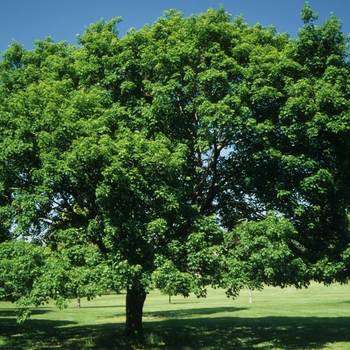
xmin=1 ymin=282 xmax=350 ymax=349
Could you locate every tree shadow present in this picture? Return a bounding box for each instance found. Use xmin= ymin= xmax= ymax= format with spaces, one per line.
xmin=144 ymin=306 xmax=248 ymax=319
xmin=160 ymin=300 xmax=201 ymax=305
xmin=141 ymin=315 xmax=350 ymax=349
xmin=0 ymin=318 xmax=80 ymax=350
xmin=1 ymin=308 xmax=350 ymax=349
xmin=0 ymin=309 xmax=19 ymax=317
xmin=79 ymin=305 xmax=125 ymax=309
xmin=0 ymin=307 xmax=53 ymax=326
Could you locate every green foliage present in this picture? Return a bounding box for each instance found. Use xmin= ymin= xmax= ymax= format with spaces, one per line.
xmin=33 ymin=239 xmax=109 ymax=307
xmin=0 ymin=237 xmax=110 ymax=322
xmin=1 ymin=4 xmax=350 ymax=330
xmin=301 ymin=2 xmax=318 ymax=25
xmin=0 ymin=240 xmax=45 ymax=303
xmin=152 ymin=260 xmax=193 ymax=301
xmin=221 ymin=215 xmax=309 ymax=298
xmin=0 ymin=240 xmax=46 ymax=322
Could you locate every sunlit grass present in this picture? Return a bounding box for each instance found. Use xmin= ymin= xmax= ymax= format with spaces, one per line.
xmin=1 ymin=282 xmax=350 ymax=349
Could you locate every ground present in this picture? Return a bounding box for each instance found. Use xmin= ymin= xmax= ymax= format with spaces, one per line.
xmin=1 ymin=283 xmax=350 ymax=349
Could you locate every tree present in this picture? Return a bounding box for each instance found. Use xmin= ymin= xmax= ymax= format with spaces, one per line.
xmin=220 ymin=215 xmax=309 ymax=298
xmin=1 ymin=4 xmax=350 ymax=334
xmin=0 ymin=237 xmax=110 ymax=321
xmin=153 ymin=259 xmax=199 ymax=304
xmin=0 ymin=240 xmax=46 ymax=322
xmin=34 ymin=233 xmax=110 ymax=309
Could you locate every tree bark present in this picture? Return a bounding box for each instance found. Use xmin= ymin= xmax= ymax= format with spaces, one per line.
xmin=125 ymin=288 xmax=147 ymax=334
xmin=77 ymin=295 xmax=81 ymax=308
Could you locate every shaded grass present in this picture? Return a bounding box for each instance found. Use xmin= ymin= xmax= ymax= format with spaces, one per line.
xmin=1 ymin=283 xmax=350 ymax=349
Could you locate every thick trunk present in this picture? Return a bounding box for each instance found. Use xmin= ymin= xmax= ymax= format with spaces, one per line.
xmin=125 ymin=288 xmax=147 ymax=334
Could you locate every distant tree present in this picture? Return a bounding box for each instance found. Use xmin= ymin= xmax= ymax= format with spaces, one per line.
xmin=220 ymin=215 xmax=309 ymax=297
xmin=0 ymin=240 xmax=46 ymax=322
xmin=0 ymin=237 xmax=110 ymax=320
xmin=153 ymin=260 xmax=194 ymax=303
xmin=33 ymin=232 xmax=110 ymax=309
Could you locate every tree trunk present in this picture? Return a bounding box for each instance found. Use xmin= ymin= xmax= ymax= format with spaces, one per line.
xmin=77 ymin=295 xmax=81 ymax=308
xmin=125 ymin=288 xmax=147 ymax=334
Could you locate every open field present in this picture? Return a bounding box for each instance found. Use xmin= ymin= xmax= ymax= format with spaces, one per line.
xmin=1 ymin=283 xmax=350 ymax=349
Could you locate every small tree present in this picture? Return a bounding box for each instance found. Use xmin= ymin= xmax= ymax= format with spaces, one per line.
xmin=220 ymin=215 xmax=309 ymax=299
xmin=153 ymin=260 xmax=193 ymax=303
xmin=33 ymin=234 xmax=110 ymax=309
xmin=0 ymin=240 xmax=46 ymax=322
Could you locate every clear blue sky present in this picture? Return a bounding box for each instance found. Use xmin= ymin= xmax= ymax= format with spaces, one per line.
xmin=1 ymin=0 xmax=350 ymax=54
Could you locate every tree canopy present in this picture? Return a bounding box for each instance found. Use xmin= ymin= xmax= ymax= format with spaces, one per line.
xmin=1 ymin=3 xmax=350 ymax=333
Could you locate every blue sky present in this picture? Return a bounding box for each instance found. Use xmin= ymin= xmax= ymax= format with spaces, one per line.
xmin=1 ymin=0 xmax=350 ymax=54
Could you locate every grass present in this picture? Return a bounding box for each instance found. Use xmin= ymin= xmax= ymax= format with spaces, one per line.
xmin=1 ymin=282 xmax=350 ymax=349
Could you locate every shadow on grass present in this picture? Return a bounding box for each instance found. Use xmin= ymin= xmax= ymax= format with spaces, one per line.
xmin=145 ymin=306 xmax=247 ymax=319
xmin=1 ymin=311 xmax=350 ymax=349
xmin=142 ymin=315 xmax=350 ymax=349
xmin=79 ymin=305 xmax=125 ymax=309
xmin=0 ymin=318 xmax=80 ymax=350
xmin=0 ymin=308 xmax=53 ymax=316
xmin=0 ymin=309 xmax=18 ymax=318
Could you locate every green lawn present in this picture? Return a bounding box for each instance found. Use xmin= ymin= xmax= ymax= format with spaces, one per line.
xmin=1 ymin=283 xmax=350 ymax=349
